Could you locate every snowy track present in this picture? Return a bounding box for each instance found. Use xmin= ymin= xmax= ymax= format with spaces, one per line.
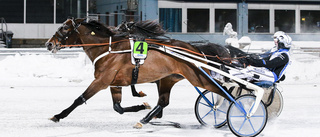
xmin=1 ymin=83 xmax=320 ymax=137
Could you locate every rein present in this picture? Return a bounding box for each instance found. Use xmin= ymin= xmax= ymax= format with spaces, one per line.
xmin=60 ymin=39 xmax=128 ymax=48
xmin=144 ymin=39 xmax=246 ymax=62
xmin=61 ymin=38 xmax=245 ymax=64
xmin=55 ymin=19 xmax=243 ymax=63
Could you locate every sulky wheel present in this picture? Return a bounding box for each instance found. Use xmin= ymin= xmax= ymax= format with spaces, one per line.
xmin=227 ymin=94 xmax=268 ymax=137
xmin=267 ymin=88 xmax=284 ymax=118
xmin=194 ymin=90 xmax=229 ymax=128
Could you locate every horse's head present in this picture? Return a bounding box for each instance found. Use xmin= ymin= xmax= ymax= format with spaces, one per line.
xmin=46 ymin=18 xmax=85 ymax=53
xmin=46 ymin=18 xmax=117 ymax=53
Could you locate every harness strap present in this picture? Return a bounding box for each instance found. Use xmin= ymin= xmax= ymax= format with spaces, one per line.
xmin=92 ymin=50 xmax=131 ymax=66
xmin=109 ymin=36 xmax=112 ymax=51
xmin=71 ymin=19 xmax=81 ymax=34
xmin=93 ymin=51 xmax=110 ymax=66
xmin=129 ymin=37 xmax=141 ymax=85
xmin=131 ymin=59 xmax=140 ymax=84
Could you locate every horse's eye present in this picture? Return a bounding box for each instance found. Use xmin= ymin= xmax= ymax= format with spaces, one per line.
xmin=63 ymin=25 xmax=70 ymax=30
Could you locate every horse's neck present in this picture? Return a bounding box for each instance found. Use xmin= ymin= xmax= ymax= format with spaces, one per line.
xmin=83 ymin=46 xmax=108 ymax=62
xmin=81 ymin=36 xmax=129 ymax=63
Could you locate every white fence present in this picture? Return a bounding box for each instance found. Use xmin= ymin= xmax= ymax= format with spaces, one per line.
xmin=0 ymin=48 xmax=92 ymax=64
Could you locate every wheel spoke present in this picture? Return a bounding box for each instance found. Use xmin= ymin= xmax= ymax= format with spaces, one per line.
xmin=216 ymin=108 xmax=227 ymax=114
xmin=202 ymin=94 xmax=214 ymax=107
xmin=249 ymin=101 xmax=255 ymax=114
xmin=239 ymin=100 xmax=245 ymax=109
xmin=230 ymin=115 xmax=246 ymax=118
xmin=248 ymin=119 xmax=256 ymax=133
xmin=251 ymin=115 xmax=265 ymax=117
xmin=196 ymin=90 xmax=228 ymax=128
xmin=199 ymin=101 xmax=211 ymax=108
xmin=227 ymin=95 xmax=267 ymax=137
xmin=201 ymin=109 xmax=213 ymax=120
xmin=211 ymin=92 xmax=215 ymax=105
xmin=236 ymin=100 xmax=247 ymax=115
xmin=237 ymin=118 xmax=247 ymax=132
xmin=213 ymin=110 xmax=217 ymax=125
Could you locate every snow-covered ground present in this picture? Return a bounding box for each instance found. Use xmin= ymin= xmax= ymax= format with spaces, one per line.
xmin=0 ymin=42 xmax=320 ymax=136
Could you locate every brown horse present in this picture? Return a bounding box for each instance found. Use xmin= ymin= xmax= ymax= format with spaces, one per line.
xmin=50 ymin=19 xmax=185 ymax=117
xmin=46 ymin=18 xmax=231 ymax=127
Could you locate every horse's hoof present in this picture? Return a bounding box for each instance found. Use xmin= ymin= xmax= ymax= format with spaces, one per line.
xmin=49 ymin=116 xmax=59 ymax=123
xmin=133 ymin=122 xmax=143 ymax=129
xmin=143 ymin=102 xmax=151 ymax=109
xmin=138 ymin=91 xmax=147 ymax=97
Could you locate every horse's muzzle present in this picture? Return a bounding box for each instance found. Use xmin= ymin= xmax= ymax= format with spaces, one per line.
xmin=45 ymin=42 xmax=60 ymax=53
xmin=46 ymin=42 xmax=54 ymax=51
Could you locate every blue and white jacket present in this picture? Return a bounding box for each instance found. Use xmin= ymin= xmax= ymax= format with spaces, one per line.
xmin=251 ymin=49 xmax=291 ymax=82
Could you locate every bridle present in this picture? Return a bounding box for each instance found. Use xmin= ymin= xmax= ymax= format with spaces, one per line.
xmin=51 ymin=18 xmax=82 ymax=50
xmin=50 ymin=19 xmax=122 ymax=50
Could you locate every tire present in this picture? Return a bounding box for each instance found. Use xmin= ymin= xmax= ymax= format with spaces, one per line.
xmin=236 ymin=87 xmax=284 ymax=119
xmin=227 ymin=95 xmax=268 ymax=137
xmin=267 ymin=88 xmax=284 ymax=118
xmin=194 ymin=90 xmax=229 ymax=128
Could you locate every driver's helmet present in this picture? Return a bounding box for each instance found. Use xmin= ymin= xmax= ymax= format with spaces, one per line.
xmin=272 ymin=31 xmax=285 ymax=39
xmin=274 ymin=33 xmax=292 ymax=49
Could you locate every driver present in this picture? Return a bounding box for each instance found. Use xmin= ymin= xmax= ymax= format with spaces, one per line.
xmin=239 ymin=31 xmax=292 ymax=83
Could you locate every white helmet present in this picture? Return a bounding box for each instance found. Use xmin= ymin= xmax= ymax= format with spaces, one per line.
xmin=275 ymin=34 xmax=292 ymax=49
xmin=272 ymin=31 xmax=285 ymax=39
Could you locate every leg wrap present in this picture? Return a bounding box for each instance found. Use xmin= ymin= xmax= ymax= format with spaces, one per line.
xmin=131 ymin=85 xmax=141 ymax=97
xmin=156 ymin=109 xmax=163 ymax=118
xmin=123 ymin=105 xmax=146 ymax=112
xmin=113 ymin=103 xmax=124 ymax=114
xmin=140 ymin=105 xmax=162 ymax=124
xmin=76 ymin=95 xmax=86 ymax=105
xmin=54 ymin=95 xmax=86 ymax=120
xmin=131 ymin=62 xmax=139 ymax=85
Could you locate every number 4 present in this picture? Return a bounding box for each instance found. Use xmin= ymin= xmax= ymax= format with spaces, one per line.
xmin=136 ymin=42 xmax=144 ymax=54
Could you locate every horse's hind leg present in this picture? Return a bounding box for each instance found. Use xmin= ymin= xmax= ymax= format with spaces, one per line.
xmin=50 ymin=79 xmax=107 ymax=122
xmin=111 ymin=87 xmax=150 ymax=114
xmin=155 ymin=75 xmax=183 ymax=118
xmin=136 ymin=75 xmax=183 ymax=127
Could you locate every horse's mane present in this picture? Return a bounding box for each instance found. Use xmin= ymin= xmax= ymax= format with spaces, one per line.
xmin=82 ymin=20 xmax=115 ymax=37
xmin=196 ymin=43 xmax=250 ymax=67
xmin=82 ymin=20 xmax=165 ymax=39
xmin=197 ymin=43 xmax=232 ymax=62
xmin=225 ymin=45 xmax=248 ymax=58
xmin=113 ymin=20 xmax=166 ymax=38
xmin=132 ymin=20 xmax=166 ymax=38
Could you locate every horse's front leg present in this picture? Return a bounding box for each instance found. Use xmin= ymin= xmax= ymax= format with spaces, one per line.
xmin=111 ymin=87 xmax=150 ymax=114
xmin=130 ymin=85 xmax=147 ymax=97
xmin=50 ymin=79 xmax=107 ymax=122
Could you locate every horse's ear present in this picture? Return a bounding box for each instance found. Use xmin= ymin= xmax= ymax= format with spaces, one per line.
xmin=67 ymin=16 xmax=74 ymax=20
xmin=76 ymin=18 xmax=86 ymax=24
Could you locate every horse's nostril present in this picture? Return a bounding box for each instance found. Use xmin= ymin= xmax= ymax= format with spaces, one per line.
xmin=46 ymin=42 xmax=53 ymax=50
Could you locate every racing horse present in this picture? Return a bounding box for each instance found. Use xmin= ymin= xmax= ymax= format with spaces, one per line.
xmin=50 ymin=19 xmax=185 ymax=117
xmin=46 ymin=18 xmax=234 ymax=127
